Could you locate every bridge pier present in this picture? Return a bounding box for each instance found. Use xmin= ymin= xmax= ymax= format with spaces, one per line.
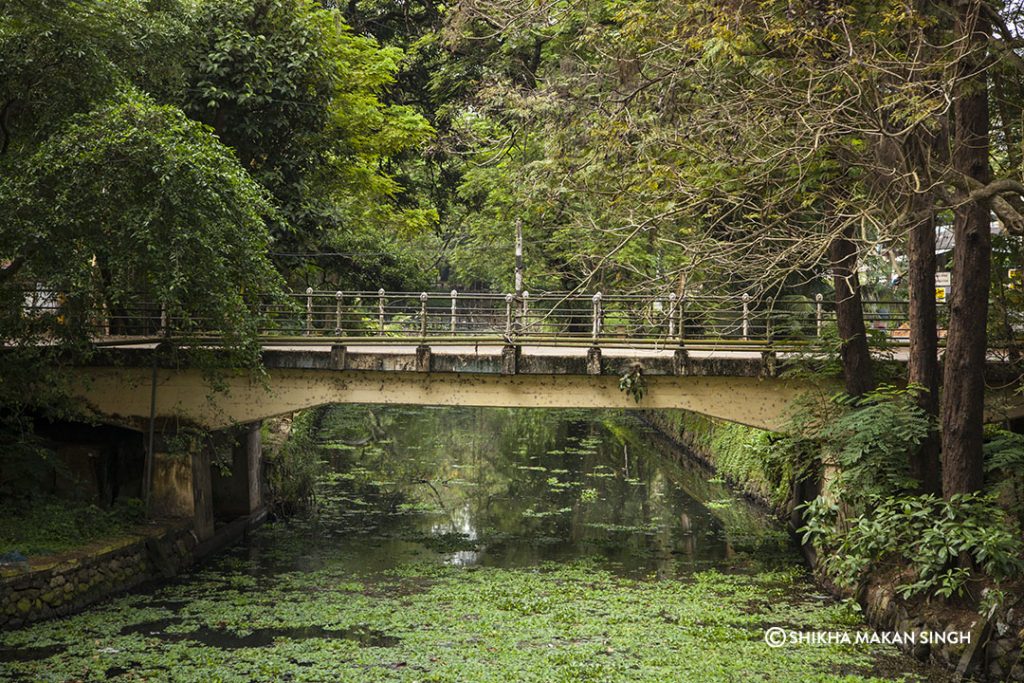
xmin=211 ymin=422 xmax=263 ymax=518
xmin=150 ymin=422 xmax=263 ymax=542
xmin=150 ymin=435 xmax=214 ymax=542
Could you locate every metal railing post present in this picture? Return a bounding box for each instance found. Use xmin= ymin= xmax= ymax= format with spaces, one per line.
xmin=419 ymin=292 xmax=428 ymax=340
xmin=334 ymin=291 xmax=343 ymax=335
xmin=741 ymin=293 xmax=750 ymax=340
xmin=592 ymin=292 xmax=603 ymax=342
xmin=505 ymin=293 xmax=514 ymax=337
xmin=668 ymin=293 xmax=677 ymax=338
xmin=378 ymin=288 xmax=386 ymax=335
xmin=815 ymin=293 xmax=823 ymax=338
xmin=450 ymin=289 xmax=458 ymax=334
xmin=679 ymin=295 xmax=687 ymax=341
xmin=305 ymin=287 xmax=313 ymax=336
xmin=521 ymin=291 xmax=530 ymax=335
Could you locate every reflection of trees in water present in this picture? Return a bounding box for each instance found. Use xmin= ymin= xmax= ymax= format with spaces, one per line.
xmin=310 ymin=406 xmax=781 ymax=570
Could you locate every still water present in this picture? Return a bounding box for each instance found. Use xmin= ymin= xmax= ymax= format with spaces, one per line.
xmin=1 ymin=407 xmax=947 ymax=682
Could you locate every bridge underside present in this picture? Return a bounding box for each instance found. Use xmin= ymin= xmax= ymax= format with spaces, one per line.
xmin=69 ymin=366 xmax=814 ymax=432
xmin=66 ymin=344 xmax=1024 ymax=433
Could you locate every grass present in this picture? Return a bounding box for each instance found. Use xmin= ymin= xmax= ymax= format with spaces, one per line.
xmin=0 ymin=497 xmax=145 ymax=557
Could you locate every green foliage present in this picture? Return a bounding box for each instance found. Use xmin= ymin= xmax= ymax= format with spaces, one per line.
xmin=0 ymin=497 xmax=145 ymax=557
xmin=2 ymin=93 xmax=284 ymax=362
xmin=792 ymin=387 xmax=1024 ymax=601
xmin=617 ymin=364 xmax=646 ymax=403
xmin=264 ymin=411 xmax=323 ymax=517
xmin=803 ymin=493 xmax=1024 ymax=599
xmin=706 ymin=422 xmax=793 ymax=508
xmin=0 ymin=0 xmax=442 ymax=494
xmin=178 ymin=0 xmax=437 ymax=290
xmin=818 ymin=386 xmax=932 ymax=500
xmin=984 ymin=428 xmax=1024 ymax=517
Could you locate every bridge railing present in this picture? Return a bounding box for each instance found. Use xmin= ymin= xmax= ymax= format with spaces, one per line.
xmin=20 ymin=287 xmax=925 ymax=348
xmin=256 ymin=290 xmax=921 ymax=348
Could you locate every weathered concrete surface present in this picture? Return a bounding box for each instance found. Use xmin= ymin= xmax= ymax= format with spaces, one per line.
xmin=69 ymin=365 xmax=811 ymax=431
xmin=65 ymin=343 xmax=1024 ymax=433
xmin=150 ymin=441 xmax=214 ymax=542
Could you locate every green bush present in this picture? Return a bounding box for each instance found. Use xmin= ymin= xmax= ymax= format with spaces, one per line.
xmin=803 ymin=492 xmax=1024 ymax=599
xmin=796 ymin=387 xmax=1024 ymax=601
xmin=817 ymin=386 xmax=932 ymax=500
xmin=984 ymin=428 xmax=1024 ymax=518
xmin=708 ymin=422 xmax=793 ymax=507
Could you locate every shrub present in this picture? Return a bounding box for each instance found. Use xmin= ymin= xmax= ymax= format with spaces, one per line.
xmin=803 ymin=492 xmax=1024 ymax=599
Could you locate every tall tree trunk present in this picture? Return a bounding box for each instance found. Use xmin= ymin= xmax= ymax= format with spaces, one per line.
xmin=830 ymin=225 xmax=875 ymax=397
xmin=907 ymin=187 xmax=942 ymax=494
xmin=941 ymin=0 xmax=991 ymax=498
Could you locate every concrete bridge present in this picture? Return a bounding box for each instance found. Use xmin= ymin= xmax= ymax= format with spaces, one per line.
xmin=67 ymin=288 xmax=1017 ymax=433
xmin=46 ymin=289 xmax=1022 ymax=543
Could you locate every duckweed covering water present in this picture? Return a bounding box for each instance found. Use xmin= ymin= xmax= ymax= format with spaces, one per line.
xmin=0 ymin=408 xmax=947 ymax=682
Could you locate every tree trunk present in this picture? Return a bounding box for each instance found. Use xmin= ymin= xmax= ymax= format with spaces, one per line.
xmin=940 ymin=0 xmax=991 ymax=498
xmin=830 ymin=225 xmax=875 ymax=397
xmin=907 ymin=187 xmax=942 ymax=494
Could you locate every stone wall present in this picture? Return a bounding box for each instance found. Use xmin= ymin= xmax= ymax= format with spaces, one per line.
xmin=0 ymin=525 xmax=196 ymax=630
xmin=856 ymin=571 xmax=1024 ymax=680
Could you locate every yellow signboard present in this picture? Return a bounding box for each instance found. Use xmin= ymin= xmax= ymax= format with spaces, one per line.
xmin=935 ymin=287 xmax=946 ymax=302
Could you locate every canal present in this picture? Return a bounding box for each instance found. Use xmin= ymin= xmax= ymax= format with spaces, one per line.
xmin=1 ymin=407 xmax=948 ymax=681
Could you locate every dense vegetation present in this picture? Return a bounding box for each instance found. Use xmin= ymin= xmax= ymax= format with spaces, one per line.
xmin=5 ymin=0 xmax=1024 ymax=626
